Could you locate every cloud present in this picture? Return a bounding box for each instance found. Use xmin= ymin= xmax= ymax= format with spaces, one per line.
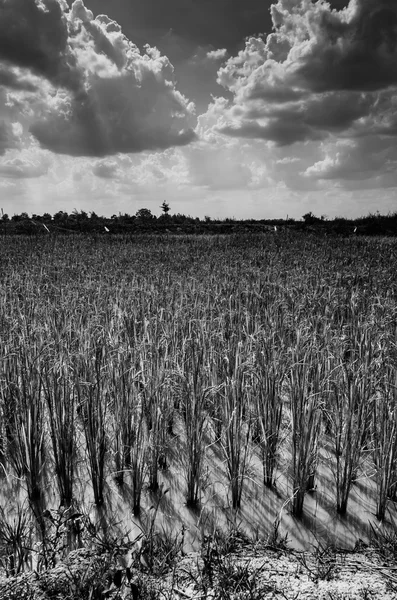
xmin=219 ymin=118 xmax=324 ymax=145
xmin=285 ymin=0 xmax=397 ymax=93
xmin=1 ymin=0 xmax=196 ymax=157
xmin=0 ymin=121 xmax=21 ymax=155
xmin=92 ymin=160 xmax=119 ymax=179
xmin=0 ymin=156 xmax=49 ymax=178
xmin=211 ymin=0 xmax=397 ymax=147
xmin=304 ymin=135 xmax=397 ymax=186
xmin=0 ymin=66 xmax=38 ymax=92
xmin=0 ymin=0 xmax=80 ymax=91
xmin=206 ymin=48 xmax=228 ymax=61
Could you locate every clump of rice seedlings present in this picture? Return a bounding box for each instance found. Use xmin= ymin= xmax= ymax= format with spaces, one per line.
xmin=372 ymin=364 xmax=397 ymax=521
xmin=219 ymin=343 xmax=252 ymax=510
xmin=178 ymin=342 xmax=211 ymax=508
xmin=109 ymin=352 xmax=139 ymax=487
xmin=42 ymin=357 xmax=76 ymax=507
xmin=327 ymin=327 xmax=376 ymax=515
xmin=139 ymin=341 xmax=171 ymax=493
xmin=74 ymin=340 xmax=109 ymax=507
xmin=288 ymin=343 xmax=324 ymax=517
xmin=1 ymin=350 xmax=46 ymax=523
xmin=252 ymin=342 xmax=285 ymax=489
xmin=111 ymin=374 xmax=149 ymax=517
xmin=129 ymin=405 xmax=148 ymax=516
xmin=0 ymin=501 xmax=32 ymax=576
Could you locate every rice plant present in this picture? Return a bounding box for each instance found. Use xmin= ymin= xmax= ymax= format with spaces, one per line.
xmin=1 ymin=348 xmax=46 ymax=528
xmin=288 ymin=342 xmax=324 ymax=517
xmin=0 ymin=502 xmax=32 ymax=576
xmin=74 ymin=340 xmax=109 ymax=507
xmin=108 ymin=351 xmax=140 ymax=487
xmin=42 ymin=357 xmax=76 ymax=507
xmin=139 ymin=341 xmax=171 ymax=493
xmin=328 ymin=326 xmax=377 ymax=515
xmin=109 ymin=353 xmax=149 ymax=515
xmin=252 ymin=341 xmax=285 ymax=488
xmin=178 ymin=341 xmax=211 ymax=508
xmin=372 ymin=363 xmax=397 ymax=520
xmin=219 ymin=342 xmax=252 ymax=510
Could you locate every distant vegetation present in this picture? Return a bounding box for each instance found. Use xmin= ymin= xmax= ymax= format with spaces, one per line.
xmin=1 ymin=208 xmax=397 ymax=236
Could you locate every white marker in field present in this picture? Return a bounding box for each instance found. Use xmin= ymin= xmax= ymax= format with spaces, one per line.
xmin=104 ymin=226 xmax=110 ymax=232
xmin=43 ymin=224 xmax=50 ymax=233
xmin=274 ymin=225 xmax=277 ymax=232
xmin=353 ymin=226 xmax=357 ymax=233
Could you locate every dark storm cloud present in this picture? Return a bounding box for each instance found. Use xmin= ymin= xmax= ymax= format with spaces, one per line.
xmin=0 ymin=0 xmax=81 ymax=91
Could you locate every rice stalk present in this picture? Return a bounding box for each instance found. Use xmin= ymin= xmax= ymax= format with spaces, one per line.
xmin=373 ymin=364 xmax=397 ymax=520
xmin=252 ymin=343 xmax=285 ymax=488
xmin=42 ymin=357 xmax=76 ymax=507
xmin=329 ymin=326 xmax=376 ymax=514
xmin=220 ymin=343 xmax=252 ymax=510
xmin=288 ymin=343 xmax=324 ymax=517
xmin=178 ymin=342 xmax=211 ymax=508
xmin=74 ymin=340 xmax=109 ymax=507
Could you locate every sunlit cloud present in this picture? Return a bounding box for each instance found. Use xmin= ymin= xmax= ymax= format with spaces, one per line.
xmin=206 ymin=48 xmax=228 ymax=61
xmin=0 ymin=0 xmax=196 ymax=157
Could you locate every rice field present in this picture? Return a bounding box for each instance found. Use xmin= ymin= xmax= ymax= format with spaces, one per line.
xmin=0 ymin=231 xmax=396 ymax=574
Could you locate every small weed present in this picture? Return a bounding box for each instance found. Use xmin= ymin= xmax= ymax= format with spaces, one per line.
xmin=0 ymin=501 xmax=32 ymax=576
xmin=266 ymin=500 xmax=290 ymax=551
xmin=296 ymin=542 xmax=338 ymax=583
xmin=368 ymin=521 xmax=397 ymax=559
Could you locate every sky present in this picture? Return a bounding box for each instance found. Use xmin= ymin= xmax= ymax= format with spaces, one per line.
xmin=0 ymin=0 xmax=397 ymax=220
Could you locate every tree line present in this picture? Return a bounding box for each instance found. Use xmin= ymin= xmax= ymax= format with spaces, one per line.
xmin=0 ymin=206 xmax=396 ymax=236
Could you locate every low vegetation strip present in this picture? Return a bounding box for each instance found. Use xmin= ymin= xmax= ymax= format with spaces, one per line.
xmin=0 ymin=542 xmax=396 ymax=599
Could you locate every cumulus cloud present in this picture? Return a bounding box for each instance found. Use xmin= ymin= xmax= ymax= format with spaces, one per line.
xmin=206 ymin=49 xmax=228 ymax=61
xmin=92 ymin=160 xmax=119 ymax=179
xmin=305 ymin=136 xmax=397 ymax=183
xmin=0 ymin=156 xmax=49 ymax=178
xmin=211 ymin=0 xmax=397 ymax=150
xmin=0 ymin=0 xmax=196 ymax=157
xmin=0 ymin=66 xmax=38 ymax=92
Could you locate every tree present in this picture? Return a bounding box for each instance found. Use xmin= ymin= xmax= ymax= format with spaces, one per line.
xmin=135 ymin=208 xmax=154 ymax=221
xmin=302 ymin=212 xmax=320 ymax=225
xmin=12 ymin=212 xmax=29 ymax=222
xmin=160 ymin=201 xmax=170 ymax=215
xmin=53 ymin=211 xmax=69 ymax=223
